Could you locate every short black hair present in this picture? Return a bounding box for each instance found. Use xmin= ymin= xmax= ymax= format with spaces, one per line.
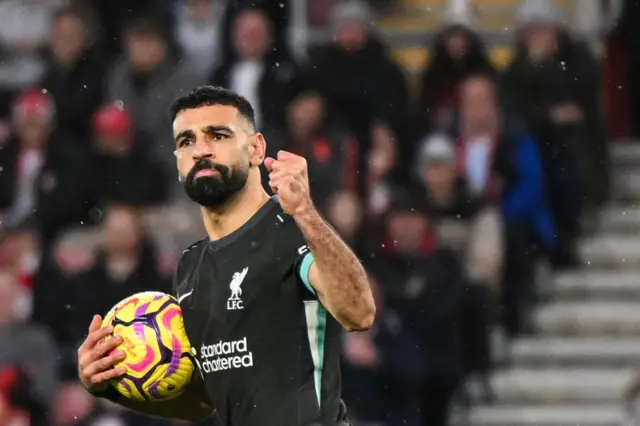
xmin=124 ymin=17 xmax=165 ymax=41
xmin=169 ymin=86 xmax=256 ymax=130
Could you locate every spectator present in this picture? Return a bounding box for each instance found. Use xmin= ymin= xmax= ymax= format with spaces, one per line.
xmin=107 ymin=18 xmax=204 ymax=164
xmin=309 ymin=0 xmax=408 ymax=164
xmin=365 ymin=123 xmax=401 ymax=217
xmin=174 ymin=0 xmax=224 ymax=76
xmin=0 ymin=89 xmax=94 ymax=247
xmin=413 ymin=133 xmax=503 ymax=293
xmin=452 ymin=74 xmax=555 ymax=337
xmin=84 ymin=0 xmax=174 ymax=59
xmin=209 ymin=7 xmax=299 ymax=133
xmin=420 ymin=11 xmax=495 ymax=127
xmin=363 ymin=192 xmax=465 ymax=426
xmin=91 ymin=102 xmax=171 ymax=206
xmin=0 ymin=0 xmax=64 ymax=116
xmin=64 ymin=205 xmax=171 ymax=349
xmin=502 ymin=0 xmax=609 ymax=264
xmin=219 ymin=0 xmax=292 ymax=63
xmin=274 ymin=88 xmax=358 ymax=212
xmin=32 ymin=227 xmax=100 ymax=377
xmin=413 ymin=133 xmax=500 ymax=400
xmin=0 ymin=271 xmax=58 ymax=426
xmin=40 ymin=7 xmax=106 ymax=142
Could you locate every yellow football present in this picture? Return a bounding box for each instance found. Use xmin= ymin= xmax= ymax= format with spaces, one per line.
xmin=102 ymin=291 xmax=195 ymax=401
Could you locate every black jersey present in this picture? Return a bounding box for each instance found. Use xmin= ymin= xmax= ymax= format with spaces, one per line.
xmin=173 ymin=197 xmax=344 ymax=426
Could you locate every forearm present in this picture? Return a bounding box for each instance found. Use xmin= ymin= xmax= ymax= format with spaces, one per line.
xmin=96 ymin=379 xmax=212 ymax=421
xmin=294 ymin=208 xmax=375 ymax=331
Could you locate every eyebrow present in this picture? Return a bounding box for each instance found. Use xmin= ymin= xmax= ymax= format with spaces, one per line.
xmin=174 ymin=129 xmax=195 ymax=143
xmin=202 ymin=125 xmax=235 ymax=135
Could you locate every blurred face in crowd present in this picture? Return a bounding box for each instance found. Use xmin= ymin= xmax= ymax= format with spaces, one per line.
xmin=522 ymin=24 xmax=558 ymax=60
xmin=335 ymin=20 xmax=367 ymax=51
xmin=327 ymin=191 xmax=363 ymax=240
xmin=187 ymin=0 xmax=216 ymax=22
xmin=233 ymin=10 xmax=271 ymax=61
xmin=95 ymin=131 xmax=133 ymax=157
xmin=174 ymin=105 xmax=265 ymax=208
xmin=288 ymin=92 xmax=326 ymax=141
xmin=368 ymin=123 xmax=397 ymax=180
xmin=443 ymin=27 xmax=469 ymax=60
xmin=104 ymin=206 xmax=143 ymax=256
xmin=459 ymin=76 xmax=498 ymax=132
xmin=0 ymin=232 xmax=36 ymax=272
xmin=53 ymin=236 xmax=96 ymax=275
xmin=0 ymin=272 xmax=19 ymax=325
xmin=51 ymin=12 xmax=86 ymax=65
xmin=126 ymin=31 xmax=166 ymax=73
xmin=423 ymin=159 xmax=458 ymax=193
xmin=388 ymin=210 xmax=428 ymax=254
xmin=16 ymin=116 xmax=52 ymax=149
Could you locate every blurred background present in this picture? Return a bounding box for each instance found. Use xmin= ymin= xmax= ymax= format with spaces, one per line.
xmin=0 ymin=0 xmax=638 ymax=425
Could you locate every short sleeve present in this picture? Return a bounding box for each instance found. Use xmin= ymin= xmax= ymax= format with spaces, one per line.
xmin=297 ymin=251 xmax=316 ymax=295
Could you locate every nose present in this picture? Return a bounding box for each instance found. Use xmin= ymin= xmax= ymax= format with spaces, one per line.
xmin=191 ymin=139 xmax=214 ymax=161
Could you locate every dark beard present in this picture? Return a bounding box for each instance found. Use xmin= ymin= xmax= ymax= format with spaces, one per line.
xmin=183 ymin=159 xmax=248 ymax=207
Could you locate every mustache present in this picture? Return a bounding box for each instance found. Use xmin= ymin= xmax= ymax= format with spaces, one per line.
xmin=188 ymin=159 xmax=230 ymax=179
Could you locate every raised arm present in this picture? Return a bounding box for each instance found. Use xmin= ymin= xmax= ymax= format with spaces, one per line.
xmin=78 ymin=315 xmax=213 ymax=421
xmin=265 ymin=151 xmax=376 ymax=331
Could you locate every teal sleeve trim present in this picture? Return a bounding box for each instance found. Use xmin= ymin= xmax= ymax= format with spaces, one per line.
xmin=299 ymin=252 xmax=316 ymax=295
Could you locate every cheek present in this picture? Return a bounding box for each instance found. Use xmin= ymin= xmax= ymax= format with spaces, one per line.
xmin=176 ymin=157 xmax=193 ymax=177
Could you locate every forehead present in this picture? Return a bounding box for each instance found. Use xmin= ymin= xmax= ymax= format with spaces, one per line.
xmin=172 ymin=104 xmax=241 ymax=135
xmin=462 ymin=79 xmax=493 ymax=97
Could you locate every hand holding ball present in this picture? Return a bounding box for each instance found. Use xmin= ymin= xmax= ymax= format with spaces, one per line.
xmin=79 ymin=291 xmax=195 ymax=401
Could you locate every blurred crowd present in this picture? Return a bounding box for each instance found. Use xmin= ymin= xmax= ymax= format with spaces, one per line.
xmin=0 ymin=0 xmax=612 ymax=425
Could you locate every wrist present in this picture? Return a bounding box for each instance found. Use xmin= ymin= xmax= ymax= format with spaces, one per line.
xmin=86 ymin=384 xmax=120 ymax=402
xmin=291 ymin=203 xmax=319 ymax=224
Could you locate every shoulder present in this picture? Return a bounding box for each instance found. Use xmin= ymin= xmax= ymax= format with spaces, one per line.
xmin=177 ymin=238 xmax=207 ymax=270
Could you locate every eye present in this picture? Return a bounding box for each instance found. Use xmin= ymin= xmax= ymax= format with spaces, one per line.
xmin=178 ymin=139 xmax=194 ymax=148
xmin=211 ymin=133 xmax=226 ymax=141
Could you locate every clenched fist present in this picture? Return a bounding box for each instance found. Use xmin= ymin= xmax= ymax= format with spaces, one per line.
xmin=264 ymin=151 xmax=313 ymax=217
xmin=77 ymin=315 xmax=126 ymax=393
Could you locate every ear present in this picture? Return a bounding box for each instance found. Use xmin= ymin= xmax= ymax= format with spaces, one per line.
xmin=248 ymin=133 xmax=266 ymax=167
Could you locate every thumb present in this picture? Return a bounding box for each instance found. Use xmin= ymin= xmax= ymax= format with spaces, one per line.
xmin=264 ymin=157 xmax=275 ymax=172
xmin=89 ymin=315 xmax=103 ymax=333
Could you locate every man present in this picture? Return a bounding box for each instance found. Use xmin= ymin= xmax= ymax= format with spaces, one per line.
xmin=76 ymin=86 xmax=376 ymax=426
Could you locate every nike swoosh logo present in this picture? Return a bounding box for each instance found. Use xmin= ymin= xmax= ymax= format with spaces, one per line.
xmin=177 ymin=290 xmax=193 ymax=303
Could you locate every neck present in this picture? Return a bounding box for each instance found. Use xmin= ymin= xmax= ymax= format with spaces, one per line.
xmin=429 ymin=185 xmax=455 ymax=206
xmin=462 ymin=112 xmax=499 ymax=138
xmin=202 ymin=183 xmax=270 ymax=241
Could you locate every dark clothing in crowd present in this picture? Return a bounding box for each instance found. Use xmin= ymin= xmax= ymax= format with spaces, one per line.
xmin=32 ymin=240 xmax=170 ymax=378
xmin=502 ymin=31 xmax=609 ymax=222
xmin=347 ymin=247 xmax=464 ymax=426
xmin=40 ymin=49 xmax=106 ymax=142
xmin=309 ymin=37 xmax=409 ymax=158
xmin=92 ymin=134 xmax=171 ymax=207
xmin=421 ymin=26 xmax=496 ymax=125
xmin=0 ymin=132 xmax=93 ymax=245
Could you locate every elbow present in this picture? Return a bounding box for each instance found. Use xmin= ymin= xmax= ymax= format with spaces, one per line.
xmin=342 ymin=297 xmax=376 ymax=332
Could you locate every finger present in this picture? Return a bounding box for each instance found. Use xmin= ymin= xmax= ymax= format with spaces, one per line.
xmin=79 ymin=323 xmax=113 ymax=354
xmin=277 ymin=150 xmax=296 ymax=161
xmin=84 ymin=349 xmax=126 ymax=378
xmin=83 ymin=325 xmax=114 ymax=351
xmin=80 ymin=334 xmax=121 ymax=369
xmin=78 ymin=336 xmax=122 ymax=377
xmin=89 ymin=315 xmax=103 ymax=333
xmin=89 ymin=364 xmax=127 ymax=386
xmin=94 ymin=335 xmax=123 ymax=359
xmin=264 ymin=157 xmax=276 ymax=172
